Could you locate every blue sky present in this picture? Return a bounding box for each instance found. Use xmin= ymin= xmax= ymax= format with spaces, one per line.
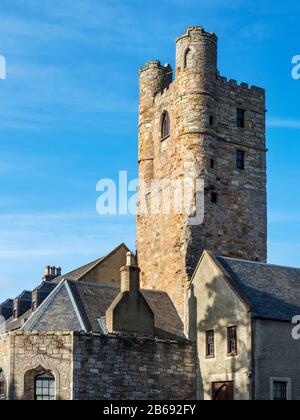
xmin=0 ymin=0 xmax=299 ymax=300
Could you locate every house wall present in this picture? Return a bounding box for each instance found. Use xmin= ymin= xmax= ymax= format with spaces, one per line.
xmin=189 ymin=254 xmax=252 ymax=400
xmin=0 ymin=331 xmax=73 ymax=400
xmin=253 ymin=318 xmax=300 ymax=400
xmin=73 ymin=332 xmax=196 ymax=400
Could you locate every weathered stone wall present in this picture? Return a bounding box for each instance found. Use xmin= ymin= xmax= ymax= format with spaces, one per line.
xmin=1 ymin=331 xmax=196 ymax=400
xmin=0 ymin=333 xmax=11 ymax=399
xmin=137 ymin=26 xmax=267 ymax=325
xmin=73 ymin=333 xmax=196 ymax=400
xmin=0 ymin=331 xmax=73 ymax=400
xmin=253 ymin=319 xmax=300 ymax=400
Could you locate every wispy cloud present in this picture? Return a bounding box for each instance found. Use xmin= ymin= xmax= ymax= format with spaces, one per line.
xmin=238 ymin=23 xmax=271 ymax=41
xmin=269 ymin=211 xmax=300 ymax=223
xmin=0 ymin=197 xmax=20 ymax=208
xmin=0 ymin=209 xmax=135 ymax=259
xmin=269 ymin=241 xmax=300 ymax=269
xmin=267 ymin=118 xmax=300 ymax=129
xmin=0 ymin=276 xmax=11 ymax=286
xmin=0 ymin=162 xmax=14 ymax=174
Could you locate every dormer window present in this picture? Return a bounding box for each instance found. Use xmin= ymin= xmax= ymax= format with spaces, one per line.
xmin=161 ymin=111 xmax=170 ymax=140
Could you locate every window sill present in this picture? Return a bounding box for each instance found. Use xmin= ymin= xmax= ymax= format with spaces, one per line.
xmin=160 ymin=135 xmax=170 ymax=142
xmin=205 ymin=355 xmax=215 ymax=360
xmin=227 ymin=353 xmax=238 ymax=357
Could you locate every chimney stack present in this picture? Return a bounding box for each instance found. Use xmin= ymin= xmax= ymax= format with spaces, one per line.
xmin=42 ymin=265 xmax=62 ymax=282
xmin=106 ymin=251 xmax=154 ymax=335
xmin=120 ymin=252 xmax=140 ymax=294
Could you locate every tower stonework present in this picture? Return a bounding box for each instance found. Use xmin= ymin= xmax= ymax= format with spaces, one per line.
xmin=137 ymin=26 xmax=267 ymax=324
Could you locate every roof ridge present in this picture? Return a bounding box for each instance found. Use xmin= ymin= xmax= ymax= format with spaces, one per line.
xmin=67 ymin=280 xmax=169 ymax=295
xmin=76 ymin=243 xmax=130 ymax=281
xmin=56 ymin=243 xmax=130 ymax=282
xmin=66 ymin=279 xmax=120 ymax=289
xmin=140 ymin=288 xmax=169 ymax=295
xmin=217 ymin=256 xmax=300 ymax=271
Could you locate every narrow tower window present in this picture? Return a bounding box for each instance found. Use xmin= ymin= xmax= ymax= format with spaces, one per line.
xmin=184 ymin=47 xmax=193 ymax=69
xmin=161 ymin=111 xmax=170 ymax=140
xmin=209 ymin=116 xmax=214 ymax=126
xmin=236 ymin=150 xmax=245 ymax=170
xmin=211 ymin=192 xmax=218 ymax=203
xmin=237 ymin=109 xmax=245 ymax=128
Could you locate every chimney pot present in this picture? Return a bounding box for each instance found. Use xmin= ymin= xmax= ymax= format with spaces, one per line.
xmin=126 ymin=251 xmax=136 ymax=267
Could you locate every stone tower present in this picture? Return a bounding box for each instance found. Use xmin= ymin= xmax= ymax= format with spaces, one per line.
xmin=137 ymin=26 xmax=267 ymax=323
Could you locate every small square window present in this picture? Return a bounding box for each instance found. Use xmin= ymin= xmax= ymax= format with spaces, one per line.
xmin=236 ymin=150 xmax=245 ymax=170
xmin=237 ymin=109 xmax=245 ymax=128
xmin=211 ymin=192 xmax=218 ymax=203
xmin=273 ymin=382 xmax=287 ymax=401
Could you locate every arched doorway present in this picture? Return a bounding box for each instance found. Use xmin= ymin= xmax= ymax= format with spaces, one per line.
xmin=212 ymin=382 xmax=234 ymax=400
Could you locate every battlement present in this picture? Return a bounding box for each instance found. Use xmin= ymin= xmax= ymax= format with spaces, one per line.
xmin=139 ymin=60 xmax=172 ymax=74
xmin=217 ymin=75 xmax=265 ymax=97
xmin=176 ymin=26 xmax=218 ymax=43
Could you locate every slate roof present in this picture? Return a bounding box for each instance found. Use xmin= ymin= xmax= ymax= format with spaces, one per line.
xmin=54 ymin=258 xmax=104 ymax=282
xmin=216 ymin=256 xmax=300 ymax=322
xmin=23 ymin=280 xmax=186 ymax=340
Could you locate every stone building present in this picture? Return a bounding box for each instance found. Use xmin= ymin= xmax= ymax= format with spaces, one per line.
xmin=0 ymin=26 xmax=299 ymax=400
xmin=0 ymin=246 xmax=195 ymax=400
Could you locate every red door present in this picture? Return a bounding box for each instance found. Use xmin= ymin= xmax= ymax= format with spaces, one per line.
xmin=212 ymin=382 xmax=234 ymax=400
